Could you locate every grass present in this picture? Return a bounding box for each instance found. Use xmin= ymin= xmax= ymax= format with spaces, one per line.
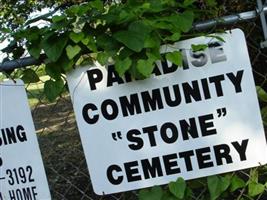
xmin=26 ymin=75 xmax=49 ymax=107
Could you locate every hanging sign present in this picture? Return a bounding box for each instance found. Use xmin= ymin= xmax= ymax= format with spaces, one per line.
xmin=67 ymin=29 xmax=267 ymax=195
xmin=0 ymin=80 xmax=51 ymax=200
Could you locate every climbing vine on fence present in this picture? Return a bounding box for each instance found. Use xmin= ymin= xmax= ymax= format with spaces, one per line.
xmin=1 ymin=0 xmax=267 ymax=199
xmin=1 ymin=0 xmax=219 ymax=101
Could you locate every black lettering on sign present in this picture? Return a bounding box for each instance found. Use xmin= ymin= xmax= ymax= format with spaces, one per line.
xmin=209 ymin=74 xmax=225 ymax=97
xmin=196 ymin=147 xmax=214 ymax=169
xmin=141 ymin=89 xmax=163 ymax=112
xmin=160 ymin=122 xmax=179 ymax=144
xmin=87 ymin=68 xmax=103 ymax=91
xmin=179 ymin=150 xmax=194 ymax=171
xmin=107 ymin=165 xmax=123 ymax=185
xmin=127 ymin=129 xmax=143 ymax=151
xmin=143 ymin=125 xmax=158 ymax=147
xmin=9 ymin=186 xmax=38 ymax=200
xmin=227 ymin=70 xmax=244 ymax=93
xmin=119 ymin=94 xmax=142 ymax=117
xmin=232 ymin=139 xmax=249 ymax=161
xmin=163 ymin=154 xmax=180 ymax=175
xmin=199 ymin=114 xmax=217 ymax=137
xmin=82 ymin=103 xmax=99 ymax=124
xmin=0 ymin=125 xmax=27 ymax=146
xmin=107 ymin=65 xmax=124 ymax=87
xmin=124 ymin=161 xmax=142 ymax=182
xmin=101 ymin=99 xmax=119 ymax=120
xmin=214 ymin=144 xmax=233 ymax=165
xmin=182 ymin=80 xmax=202 ymax=103
xmin=180 ymin=118 xmax=198 ymax=140
xmin=163 ymin=85 xmax=182 ymax=107
xmin=141 ymin=157 xmax=163 ymax=179
xmin=6 ymin=166 xmax=34 ymax=186
xmin=0 ymin=192 xmax=2 ymax=200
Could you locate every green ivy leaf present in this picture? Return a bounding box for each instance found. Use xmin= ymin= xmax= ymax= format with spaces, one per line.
xmin=90 ymin=0 xmax=104 ymax=11
xmin=128 ymin=20 xmax=152 ymax=38
xmin=165 ymin=32 xmax=181 ymax=42
xmin=139 ymin=186 xmax=163 ymax=200
xmin=183 ymin=0 xmax=196 ymax=7
xmin=166 ymin=51 xmax=183 ymax=66
xmin=115 ymin=57 xmax=132 ymax=77
xmin=261 ymin=106 xmax=267 ymax=126
xmin=136 ymin=58 xmax=154 ymax=77
xmin=248 ymin=182 xmax=265 ymax=197
xmin=144 ymin=33 xmax=161 ymax=48
xmin=191 ymin=44 xmax=208 ymax=52
xmin=206 ymin=0 xmax=217 ymax=7
xmin=45 ymin=63 xmax=62 ymax=80
xmin=169 ymin=177 xmax=186 ymax=199
xmin=113 ymin=30 xmax=145 ymax=52
xmin=21 ymin=69 xmax=40 ymax=83
xmin=42 ymin=33 xmax=68 ymax=62
xmin=52 ymin=15 xmax=66 ymax=23
xmin=69 ymin=32 xmax=85 ymax=43
xmin=230 ymin=175 xmax=246 ymax=192
xmin=28 ymin=42 xmax=41 ymax=59
xmin=256 ymin=86 xmax=267 ymax=102
xmin=208 ymin=175 xmax=231 ymax=200
xmin=66 ymin=44 xmax=81 ymax=60
xmin=44 ymin=79 xmax=64 ymax=102
xmin=177 ymin=11 xmax=194 ymax=33
xmin=207 ymin=35 xmax=225 ymax=43
xmin=97 ymin=52 xmax=110 ymax=66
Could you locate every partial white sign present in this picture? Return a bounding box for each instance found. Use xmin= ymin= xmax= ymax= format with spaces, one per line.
xmin=0 ymin=80 xmax=51 ymax=200
xmin=67 ymin=29 xmax=267 ymax=195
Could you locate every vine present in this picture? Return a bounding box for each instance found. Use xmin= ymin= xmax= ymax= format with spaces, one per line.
xmin=1 ymin=1 xmax=266 ymax=199
xmin=2 ymin=0 xmax=219 ymax=101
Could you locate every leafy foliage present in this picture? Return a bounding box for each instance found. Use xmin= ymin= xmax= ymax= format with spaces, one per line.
xmin=1 ymin=0 xmax=220 ymax=101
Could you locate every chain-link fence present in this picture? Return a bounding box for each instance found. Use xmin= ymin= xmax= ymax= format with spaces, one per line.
xmin=1 ymin=1 xmax=267 ymax=199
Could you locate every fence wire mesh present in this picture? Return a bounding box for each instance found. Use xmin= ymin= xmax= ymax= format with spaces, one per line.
xmin=1 ymin=2 xmax=267 ymax=200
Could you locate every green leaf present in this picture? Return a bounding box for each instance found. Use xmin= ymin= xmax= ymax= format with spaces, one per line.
xmin=207 ymin=35 xmax=225 ymax=43
xmin=128 ymin=20 xmax=152 ymax=38
xmin=52 ymin=15 xmax=66 ymax=23
xmin=44 ymin=79 xmax=64 ymax=102
xmin=136 ymin=58 xmax=155 ymax=77
xmin=115 ymin=57 xmax=132 ymax=77
xmin=208 ymin=175 xmax=231 ymax=200
xmin=28 ymin=42 xmax=41 ymax=59
xmin=256 ymin=86 xmax=267 ymax=102
xmin=261 ymin=106 xmax=267 ymax=126
xmin=183 ymin=0 xmax=196 ymax=7
xmin=69 ymin=32 xmax=85 ymax=43
xmin=177 ymin=11 xmax=194 ymax=32
xmin=165 ymin=32 xmax=181 ymax=42
xmin=144 ymin=33 xmax=161 ymax=48
xmin=113 ymin=30 xmax=145 ymax=52
xmin=97 ymin=52 xmax=109 ymax=66
xmin=230 ymin=175 xmax=246 ymax=192
xmin=45 ymin=63 xmax=61 ymax=80
xmin=248 ymin=182 xmax=265 ymax=197
xmin=66 ymin=45 xmax=81 ymax=60
xmin=90 ymin=0 xmax=104 ymax=11
xmin=139 ymin=186 xmax=163 ymax=200
xmin=206 ymin=0 xmax=217 ymax=7
xmin=169 ymin=177 xmax=186 ymax=199
xmin=161 ymin=191 xmax=178 ymax=200
xmin=21 ymin=69 xmax=40 ymax=83
xmin=42 ymin=33 xmax=68 ymax=62
xmin=166 ymin=51 xmax=183 ymax=66
xmin=97 ymin=34 xmax=119 ymax=51
xmin=191 ymin=44 xmax=208 ymax=52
